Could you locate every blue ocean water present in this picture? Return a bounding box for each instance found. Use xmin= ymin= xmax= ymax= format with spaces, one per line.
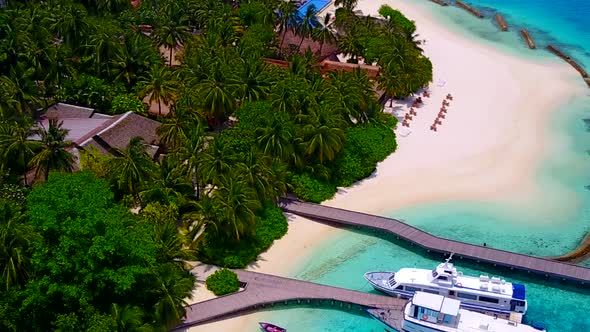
xmin=254 ymin=1 xmax=590 ymax=331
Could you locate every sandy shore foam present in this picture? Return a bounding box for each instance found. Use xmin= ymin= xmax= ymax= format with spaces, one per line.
xmin=186 ymin=0 xmax=583 ymax=330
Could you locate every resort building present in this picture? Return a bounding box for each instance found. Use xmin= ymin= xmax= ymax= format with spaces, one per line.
xmin=39 ymin=103 xmax=162 ymax=159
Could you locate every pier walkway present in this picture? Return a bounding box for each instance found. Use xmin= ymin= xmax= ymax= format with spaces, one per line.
xmin=279 ymin=199 xmax=590 ymax=284
xmin=176 ymin=270 xmax=406 ymax=330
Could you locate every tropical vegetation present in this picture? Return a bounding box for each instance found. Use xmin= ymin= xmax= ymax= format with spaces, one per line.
xmin=205 ymin=268 xmax=240 ymax=296
xmin=0 ymin=0 xmax=432 ymax=327
xmin=0 ymin=172 xmax=195 ymax=331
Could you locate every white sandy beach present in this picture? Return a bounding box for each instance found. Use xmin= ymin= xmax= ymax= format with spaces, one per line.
xmin=187 ymin=0 xmax=584 ymax=330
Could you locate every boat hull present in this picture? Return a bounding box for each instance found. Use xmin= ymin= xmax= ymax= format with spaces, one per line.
xmin=365 ymin=273 xmax=515 ymax=321
xmin=259 ymin=322 xmax=286 ymax=332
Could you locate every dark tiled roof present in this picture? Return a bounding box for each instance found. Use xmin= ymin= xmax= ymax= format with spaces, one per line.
xmin=45 ymin=103 xmax=95 ymax=119
xmin=96 ymin=112 xmax=160 ymax=149
xmin=80 ymin=112 xmax=161 ymax=158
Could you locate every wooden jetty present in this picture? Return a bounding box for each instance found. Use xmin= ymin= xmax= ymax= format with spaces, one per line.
xmin=279 ymin=199 xmax=590 ymax=285
xmin=520 ymin=29 xmax=536 ymax=49
xmin=430 ymin=0 xmax=449 ymax=6
xmin=455 ymin=0 xmax=484 ymax=18
xmin=176 ymin=270 xmax=406 ymax=330
xmin=547 ymin=45 xmax=590 ymax=87
xmin=495 ymin=14 xmax=508 ymax=31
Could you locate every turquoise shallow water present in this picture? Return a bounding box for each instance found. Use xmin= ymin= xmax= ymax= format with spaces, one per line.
xmin=258 ymin=1 xmax=590 ymax=331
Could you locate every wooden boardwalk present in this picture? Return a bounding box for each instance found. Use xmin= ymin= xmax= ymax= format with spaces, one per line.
xmin=279 ymin=199 xmax=590 ymax=284
xmin=175 ymin=270 xmax=406 ymax=330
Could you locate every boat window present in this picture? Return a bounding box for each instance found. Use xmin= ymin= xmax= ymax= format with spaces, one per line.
xmin=449 ymin=291 xmax=455 ymax=296
xmin=406 ymin=286 xmax=421 ymax=292
xmin=457 ymin=292 xmax=477 ymax=300
xmin=438 ymin=276 xmax=448 ymax=281
xmin=479 ymin=296 xmax=500 ymax=304
xmin=432 ymin=270 xmax=439 ymax=278
xmin=443 ymin=314 xmax=453 ymax=324
xmin=422 ymin=289 xmax=439 ymax=295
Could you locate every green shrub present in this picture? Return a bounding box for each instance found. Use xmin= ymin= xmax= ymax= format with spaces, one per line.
xmin=205 ymin=268 xmax=240 ymax=296
xmin=378 ymin=5 xmax=417 ymax=35
xmin=110 ymin=94 xmax=146 ymax=115
xmin=196 ymin=203 xmax=288 ymax=268
xmin=331 ymin=124 xmax=397 ymax=187
xmin=290 ymin=173 xmax=337 ymax=203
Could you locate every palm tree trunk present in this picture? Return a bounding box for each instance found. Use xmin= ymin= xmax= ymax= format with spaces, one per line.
xmin=389 ymin=98 xmax=393 ymax=107
xmin=158 ymin=101 xmax=162 ymax=116
xmin=298 ymin=34 xmax=306 ymax=52
xmin=279 ymin=28 xmax=288 ymax=50
xmin=169 ymin=47 xmax=173 ymax=66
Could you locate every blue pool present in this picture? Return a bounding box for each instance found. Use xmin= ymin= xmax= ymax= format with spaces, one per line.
xmin=298 ymin=0 xmax=331 ymax=16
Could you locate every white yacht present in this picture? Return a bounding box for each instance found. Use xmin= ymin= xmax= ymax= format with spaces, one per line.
xmin=364 ymin=255 xmax=527 ymax=320
xmin=394 ymin=292 xmax=545 ymax=332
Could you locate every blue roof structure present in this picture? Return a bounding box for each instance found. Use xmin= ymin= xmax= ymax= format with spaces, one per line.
xmin=297 ymin=0 xmax=330 ymax=17
xmin=512 ymin=283 xmax=526 ymax=300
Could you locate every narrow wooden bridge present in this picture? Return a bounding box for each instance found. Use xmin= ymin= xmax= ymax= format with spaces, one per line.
xmin=279 ymin=198 xmax=590 ymax=285
xmin=175 ymin=270 xmax=406 ymax=330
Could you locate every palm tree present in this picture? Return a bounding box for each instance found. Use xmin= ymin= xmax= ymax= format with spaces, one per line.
xmin=302 ymin=112 xmax=345 ymax=163
xmin=156 ymin=107 xmax=200 ymax=152
xmin=378 ymin=65 xmax=405 ymax=107
xmin=296 ymin=5 xmax=320 ymax=52
xmin=108 ymin=137 xmax=159 ymax=199
xmin=0 ymin=200 xmax=37 ymax=290
xmin=152 ymin=263 xmax=195 ymax=330
xmin=312 ymin=13 xmax=337 ymax=55
xmin=334 ymin=0 xmax=358 ymax=10
xmin=338 ymin=32 xmax=362 ymax=63
xmin=96 ymin=0 xmax=130 ymax=14
xmin=256 ymin=116 xmax=295 ymax=161
xmin=139 ymin=157 xmax=194 ymax=207
xmin=235 ymin=58 xmax=272 ymax=104
xmin=0 ymin=119 xmax=40 ymax=182
xmin=46 ymin=3 xmax=89 ymax=49
xmin=84 ymin=19 xmax=122 ymax=77
xmin=0 ymin=65 xmax=43 ymax=116
xmin=139 ymin=65 xmax=178 ymax=116
xmin=196 ymin=65 xmax=236 ymax=130
xmin=111 ymin=33 xmax=159 ymax=87
xmin=174 ymin=125 xmax=207 ymax=199
xmin=28 ymin=118 xmax=75 ymax=182
xmin=199 ymin=138 xmax=232 ymax=191
xmin=277 ymin=0 xmax=299 ymax=49
xmin=237 ymin=149 xmax=274 ymax=202
xmin=154 ymin=20 xmax=190 ymax=66
xmin=213 ymin=175 xmax=261 ymax=240
xmin=108 ymin=303 xmax=149 ymax=332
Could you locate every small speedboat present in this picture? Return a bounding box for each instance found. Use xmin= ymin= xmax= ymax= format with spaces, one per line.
xmin=259 ymin=322 xmax=287 ymax=332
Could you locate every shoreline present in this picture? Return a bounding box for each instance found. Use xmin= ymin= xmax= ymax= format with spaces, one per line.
xmin=187 ymin=0 xmax=585 ymax=330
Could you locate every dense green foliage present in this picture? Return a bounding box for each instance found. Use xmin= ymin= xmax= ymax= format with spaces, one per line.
xmin=0 ymin=0 xmax=433 ymax=326
xmin=111 ymin=94 xmax=147 ymax=115
xmin=196 ymin=203 xmax=288 ymax=268
xmin=0 ymin=172 xmax=195 ymax=331
xmin=205 ymin=269 xmax=240 ymax=296
xmin=58 ymin=75 xmax=126 ymax=111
